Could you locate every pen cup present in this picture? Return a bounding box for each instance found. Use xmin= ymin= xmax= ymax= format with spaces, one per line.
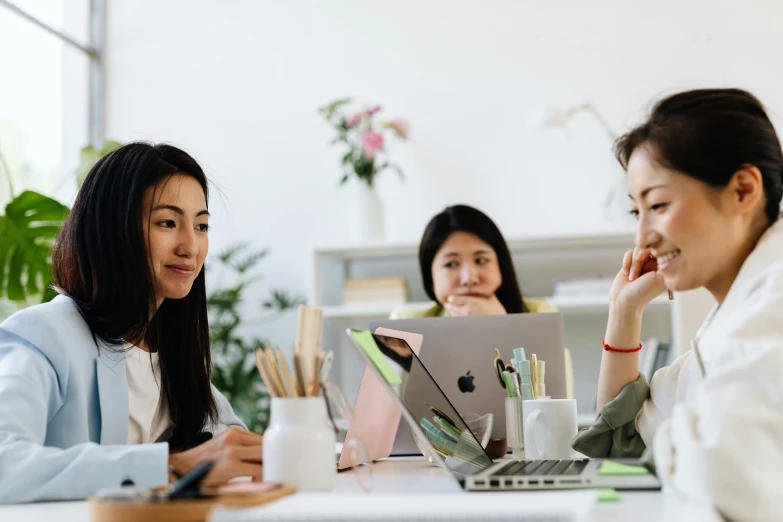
xmin=263 ymin=397 xmax=336 ymax=491
xmin=505 ymin=397 xmax=525 ymax=459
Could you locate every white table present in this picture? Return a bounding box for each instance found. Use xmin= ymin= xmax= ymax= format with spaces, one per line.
xmin=0 ymin=457 xmax=721 ymax=522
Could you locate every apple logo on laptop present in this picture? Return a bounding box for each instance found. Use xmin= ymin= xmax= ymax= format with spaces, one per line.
xmin=457 ymin=371 xmax=475 ymax=393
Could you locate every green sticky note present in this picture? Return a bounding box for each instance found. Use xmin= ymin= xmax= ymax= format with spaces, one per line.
xmin=599 ymin=460 xmax=650 ymax=476
xmin=351 ymin=330 xmax=402 ymax=385
xmin=596 ymin=488 xmax=621 ymax=502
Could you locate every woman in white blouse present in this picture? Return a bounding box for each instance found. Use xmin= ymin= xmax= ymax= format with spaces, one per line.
xmin=0 ymin=143 xmax=262 ymax=503
xmin=574 ymin=89 xmax=783 ymax=521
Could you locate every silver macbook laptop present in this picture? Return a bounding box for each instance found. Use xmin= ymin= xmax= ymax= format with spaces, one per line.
xmin=345 ymin=328 xmax=661 ymax=491
xmin=370 ymin=313 xmax=567 ymax=453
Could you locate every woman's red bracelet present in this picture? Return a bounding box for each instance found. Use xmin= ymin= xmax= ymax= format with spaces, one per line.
xmin=602 ymin=340 xmax=642 ymax=353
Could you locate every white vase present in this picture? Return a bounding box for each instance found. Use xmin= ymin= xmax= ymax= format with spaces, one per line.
xmin=354 ymin=182 xmax=385 ymax=241
xmin=262 ymin=397 xmax=336 ymax=491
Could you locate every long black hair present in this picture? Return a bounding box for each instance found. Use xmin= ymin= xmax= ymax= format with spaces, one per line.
xmin=52 ymin=142 xmax=217 ymax=449
xmin=418 ymin=204 xmax=528 ymax=314
xmin=615 ymin=88 xmax=783 ymax=225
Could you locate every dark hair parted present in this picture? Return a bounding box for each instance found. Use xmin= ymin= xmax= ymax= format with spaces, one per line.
xmin=52 ymin=142 xmax=217 ymax=449
xmin=418 ymin=205 xmax=528 ymax=314
xmin=615 ymin=88 xmax=783 ymax=225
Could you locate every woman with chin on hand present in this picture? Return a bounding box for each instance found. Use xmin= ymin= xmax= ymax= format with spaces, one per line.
xmin=0 ymin=143 xmax=263 ymax=503
xmin=391 ymin=204 xmax=555 ymax=320
xmin=390 ymin=205 xmax=573 ymax=396
xmin=572 ymin=89 xmax=783 ymax=522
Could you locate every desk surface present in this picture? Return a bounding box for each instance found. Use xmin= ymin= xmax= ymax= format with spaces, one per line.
xmin=0 ymin=457 xmax=720 ymax=522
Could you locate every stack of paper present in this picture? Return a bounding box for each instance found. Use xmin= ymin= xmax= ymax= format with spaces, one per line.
xmin=342 ymin=277 xmax=407 ymax=307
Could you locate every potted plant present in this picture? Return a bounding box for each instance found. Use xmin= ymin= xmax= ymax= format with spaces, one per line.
xmin=0 ymin=147 xmax=70 ymax=305
xmin=207 ymin=242 xmax=304 ymax=432
xmin=318 ymin=98 xmax=409 ymax=241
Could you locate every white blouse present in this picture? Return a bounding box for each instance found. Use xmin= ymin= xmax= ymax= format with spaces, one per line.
xmin=125 ymin=347 xmax=172 ymax=444
xmin=636 ymin=218 xmax=783 ymax=522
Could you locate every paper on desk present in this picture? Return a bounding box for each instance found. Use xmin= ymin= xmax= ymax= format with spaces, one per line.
xmin=209 ymin=491 xmax=595 ymax=522
xmin=598 ymin=460 xmax=650 ymax=476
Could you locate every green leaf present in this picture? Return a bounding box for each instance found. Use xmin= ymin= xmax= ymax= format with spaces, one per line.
xmin=0 ymin=191 xmax=69 ymax=302
xmin=217 ymin=242 xmax=268 ymax=273
xmin=75 ymin=140 xmax=123 ymax=188
xmin=339 ymin=174 xmax=350 ymax=185
xmin=234 ymin=249 xmax=269 ymax=274
xmin=262 ymin=289 xmax=305 ymax=311
xmin=318 ymin=98 xmax=352 ymax=120
xmin=218 ymin=243 xmax=248 ymax=264
xmin=42 ymin=285 xmax=58 ymax=303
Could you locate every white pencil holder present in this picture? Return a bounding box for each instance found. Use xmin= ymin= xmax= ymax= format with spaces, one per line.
xmin=263 ymin=397 xmax=336 ymax=491
xmin=505 ymin=397 xmax=525 ymax=459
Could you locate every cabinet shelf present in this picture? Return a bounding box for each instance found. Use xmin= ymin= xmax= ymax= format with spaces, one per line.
xmin=321 ymin=294 xmax=672 ymax=319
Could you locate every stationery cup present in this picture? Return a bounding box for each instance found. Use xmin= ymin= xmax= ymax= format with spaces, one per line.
xmin=523 ymin=398 xmax=577 ymax=461
xmin=505 ymin=397 xmax=525 ymax=459
xmin=263 ymin=397 xmax=336 ymax=491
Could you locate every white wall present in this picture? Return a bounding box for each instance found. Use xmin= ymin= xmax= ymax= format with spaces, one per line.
xmin=106 ymin=0 xmax=783 ymax=346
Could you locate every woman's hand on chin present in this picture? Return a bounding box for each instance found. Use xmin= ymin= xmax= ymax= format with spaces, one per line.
xmin=444 ymin=294 xmax=507 ymax=316
xmin=610 ymin=248 xmax=667 ymax=314
xmin=168 ymin=426 xmax=263 ymax=486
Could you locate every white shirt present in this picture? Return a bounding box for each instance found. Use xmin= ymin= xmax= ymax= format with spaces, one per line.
xmin=636 ymin=218 xmax=783 ymax=521
xmin=125 ymin=347 xmax=173 ymax=444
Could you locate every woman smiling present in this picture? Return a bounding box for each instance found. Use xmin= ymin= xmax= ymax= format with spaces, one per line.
xmin=574 ymin=89 xmax=783 ymax=522
xmin=0 ymin=143 xmax=263 ymax=503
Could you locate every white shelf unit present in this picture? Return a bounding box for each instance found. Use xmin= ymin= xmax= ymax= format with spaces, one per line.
xmin=321 ymin=294 xmax=674 ymax=319
xmin=312 ymin=231 xmax=715 ymax=422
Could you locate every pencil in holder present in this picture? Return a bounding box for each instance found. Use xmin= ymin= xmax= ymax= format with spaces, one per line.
xmin=505 ymin=396 xmax=525 ymax=459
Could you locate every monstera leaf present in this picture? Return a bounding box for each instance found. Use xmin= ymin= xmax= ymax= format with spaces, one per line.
xmin=0 ymin=191 xmax=69 ymax=302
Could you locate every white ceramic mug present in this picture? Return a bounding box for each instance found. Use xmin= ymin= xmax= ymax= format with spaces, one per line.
xmin=523 ymin=398 xmax=577 ymax=460
xmin=263 ymin=397 xmax=336 ymax=491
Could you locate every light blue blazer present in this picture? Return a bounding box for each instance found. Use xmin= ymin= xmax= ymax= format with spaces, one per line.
xmin=0 ymin=295 xmax=246 ymax=503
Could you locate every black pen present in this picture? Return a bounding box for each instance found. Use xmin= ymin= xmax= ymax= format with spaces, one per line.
xmin=168 ymin=460 xmax=214 ymax=500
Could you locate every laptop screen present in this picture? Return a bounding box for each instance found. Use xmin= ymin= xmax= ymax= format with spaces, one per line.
xmin=366 ymin=332 xmax=494 ymax=476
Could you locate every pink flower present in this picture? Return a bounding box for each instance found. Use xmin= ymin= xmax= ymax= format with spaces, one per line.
xmin=365 ymin=105 xmax=382 ymax=116
xmin=361 ymin=131 xmax=384 ymax=157
xmin=389 ymin=119 xmax=410 ymax=139
xmin=346 ymin=113 xmax=361 ymax=128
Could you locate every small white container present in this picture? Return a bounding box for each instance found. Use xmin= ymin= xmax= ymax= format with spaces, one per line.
xmin=262 ymin=397 xmax=336 ymax=491
xmin=505 ymin=397 xmax=525 ymax=459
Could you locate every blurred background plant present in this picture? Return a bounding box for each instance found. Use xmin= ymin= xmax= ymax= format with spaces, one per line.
xmin=207 ymin=242 xmax=305 ymax=433
xmin=74 ymin=140 xmax=123 ymax=187
xmin=0 ymin=140 xmax=124 ymax=307
xmin=0 ymin=143 xmax=69 ymax=306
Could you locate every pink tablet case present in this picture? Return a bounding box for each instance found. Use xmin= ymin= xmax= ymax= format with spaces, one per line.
xmin=337 ymin=328 xmax=422 ymax=470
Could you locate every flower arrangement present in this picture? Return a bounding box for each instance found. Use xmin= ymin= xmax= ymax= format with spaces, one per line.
xmin=318 ymin=98 xmax=409 ymax=188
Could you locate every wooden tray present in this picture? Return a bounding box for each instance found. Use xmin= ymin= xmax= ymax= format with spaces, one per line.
xmin=88 ymin=483 xmax=296 ymax=522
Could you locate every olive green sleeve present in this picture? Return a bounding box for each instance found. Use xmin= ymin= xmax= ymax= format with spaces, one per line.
xmin=571 ymin=373 xmax=650 ymax=458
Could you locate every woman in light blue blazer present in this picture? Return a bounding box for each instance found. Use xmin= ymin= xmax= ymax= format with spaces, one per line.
xmin=0 ymin=143 xmax=263 ymax=503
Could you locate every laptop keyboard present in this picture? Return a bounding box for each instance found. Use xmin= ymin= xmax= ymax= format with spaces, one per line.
xmin=494 ymin=459 xmax=589 ymax=477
